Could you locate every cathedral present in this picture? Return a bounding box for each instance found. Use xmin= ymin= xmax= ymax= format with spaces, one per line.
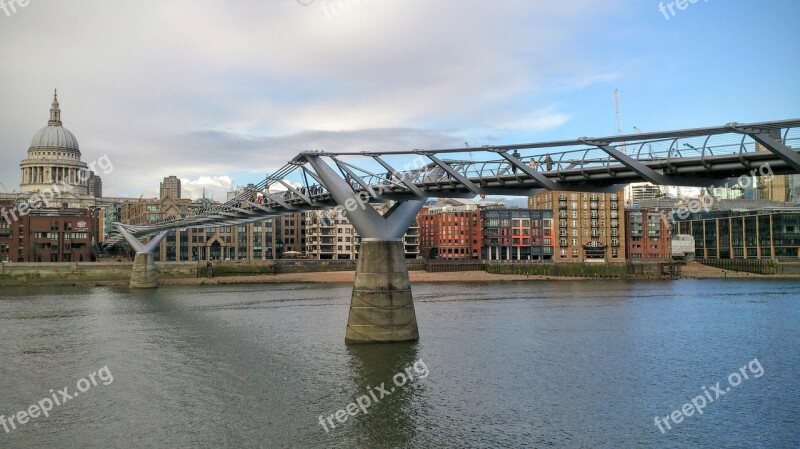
xmin=20 ymin=90 xmax=91 ymax=197
xmin=0 ymin=90 xmax=104 ymax=262
xmin=12 ymin=90 xmax=105 ymax=208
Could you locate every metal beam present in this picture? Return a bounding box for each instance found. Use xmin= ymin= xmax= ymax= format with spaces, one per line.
xmin=425 ymin=154 xmax=482 ymax=194
xmin=245 ymin=200 xmax=276 ymax=213
xmin=264 ymin=193 xmax=296 ymax=210
xmin=372 ymin=156 xmax=426 ymax=197
xmin=278 ymin=179 xmax=313 ymax=205
xmin=331 ymin=157 xmax=378 ymax=198
xmin=306 ymin=155 xmax=406 ymax=240
xmin=302 ymin=167 xmax=325 ymax=188
xmin=588 ymin=142 xmax=717 ymax=187
xmin=746 ymin=131 xmax=800 ymax=172
xmin=587 ymin=141 xmax=670 ymax=185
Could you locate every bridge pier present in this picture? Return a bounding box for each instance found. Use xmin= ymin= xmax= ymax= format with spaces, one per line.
xmin=306 ymin=155 xmax=424 ymax=343
xmin=115 ymin=225 xmax=169 ymax=289
xmin=347 ymin=240 xmax=418 ymax=343
xmin=130 ymin=252 xmax=159 ymax=288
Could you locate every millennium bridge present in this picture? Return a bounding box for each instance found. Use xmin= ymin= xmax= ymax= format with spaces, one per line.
xmin=108 ymin=119 xmax=800 ymax=343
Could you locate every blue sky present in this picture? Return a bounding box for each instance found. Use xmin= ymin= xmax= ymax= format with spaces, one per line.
xmin=0 ymin=0 xmax=798 ymax=199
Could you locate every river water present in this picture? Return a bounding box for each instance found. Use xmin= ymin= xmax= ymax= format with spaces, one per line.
xmin=0 ymin=279 xmax=798 ymax=448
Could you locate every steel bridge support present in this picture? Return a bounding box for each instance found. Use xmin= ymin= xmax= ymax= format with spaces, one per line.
xmin=116 ymin=225 xmax=170 ymax=289
xmin=306 ymin=155 xmax=424 ymax=344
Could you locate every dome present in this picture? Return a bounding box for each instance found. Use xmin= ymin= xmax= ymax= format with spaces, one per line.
xmin=28 ymin=89 xmax=80 ymax=152
xmin=30 ymin=125 xmax=80 ymax=151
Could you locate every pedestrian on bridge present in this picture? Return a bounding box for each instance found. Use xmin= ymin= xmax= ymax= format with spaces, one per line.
xmin=544 ymin=153 xmax=553 ymax=171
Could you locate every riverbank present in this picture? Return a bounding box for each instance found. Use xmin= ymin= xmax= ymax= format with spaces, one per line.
xmin=162 ymin=265 xmax=800 ymax=286
xmin=2 ymin=260 xmax=798 ymax=287
xmin=161 ymin=270 xmax=595 ymax=286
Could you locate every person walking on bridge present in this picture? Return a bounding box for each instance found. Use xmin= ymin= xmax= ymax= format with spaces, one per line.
xmin=544 ymin=153 xmax=553 ymax=171
xmin=511 ymin=150 xmax=521 ymax=174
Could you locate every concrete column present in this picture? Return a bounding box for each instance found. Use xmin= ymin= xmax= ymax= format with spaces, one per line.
xmin=130 ymin=252 xmax=159 ymax=288
xmin=346 ymin=239 xmax=419 ymax=343
xmin=116 ymin=226 xmax=169 ymax=289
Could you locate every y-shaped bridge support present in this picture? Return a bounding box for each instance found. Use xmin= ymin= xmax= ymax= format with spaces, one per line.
xmin=307 ymin=155 xmax=425 ymax=344
xmin=116 ymin=225 xmax=170 ymax=289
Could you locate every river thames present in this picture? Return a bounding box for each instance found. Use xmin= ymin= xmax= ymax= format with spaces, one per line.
xmin=1 ymin=279 xmax=798 ymax=448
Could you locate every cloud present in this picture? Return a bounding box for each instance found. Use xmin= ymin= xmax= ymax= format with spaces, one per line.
xmin=492 ymin=109 xmax=572 ymax=132
xmin=180 ymin=176 xmax=234 ymax=201
xmin=0 ymin=0 xmax=616 ymax=197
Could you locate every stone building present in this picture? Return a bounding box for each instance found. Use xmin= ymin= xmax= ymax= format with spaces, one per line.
xmin=160 ymin=176 xmax=181 ymax=199
xmin=18 ymin=90 xmax=91 ymax=198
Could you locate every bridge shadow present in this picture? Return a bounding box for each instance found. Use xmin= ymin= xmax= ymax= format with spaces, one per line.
xmin=344 ymin=342 xmax=423 ymax=447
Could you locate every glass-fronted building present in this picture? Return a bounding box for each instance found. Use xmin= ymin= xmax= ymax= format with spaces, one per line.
xmin=673 ymin=210 xmax=800 ymax=260
xmin=482 ymin=209 xmax=554 ymax=260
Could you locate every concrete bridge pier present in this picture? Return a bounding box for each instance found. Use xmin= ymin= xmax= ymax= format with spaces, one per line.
xmin=347 ymin=239 xmax=419 ymax=343
xmin=115 ymin=224 xmax=169 ymax=289
xmin=130 ymin=252 xmax=159 ymax=288
xmin=306 ymin=155 xmax=425 ymax=343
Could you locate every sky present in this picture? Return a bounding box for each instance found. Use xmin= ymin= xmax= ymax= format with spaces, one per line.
xmin=0 ymin=0 xmax=798 ymax=200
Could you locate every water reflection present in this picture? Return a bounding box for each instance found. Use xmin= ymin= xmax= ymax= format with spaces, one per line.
xmin=345 ymin=342 xmax=421 ymax=448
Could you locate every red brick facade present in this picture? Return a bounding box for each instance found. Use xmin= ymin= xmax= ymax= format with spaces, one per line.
xmin=419 ymin=207 xmax=483 ymax=259
xmin=0 ymin=200 xmax=97 ymax=262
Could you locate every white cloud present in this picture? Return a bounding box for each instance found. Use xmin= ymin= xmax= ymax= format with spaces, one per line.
xmin=0 ymin=0 xmax=614 ymax=196
xmin=180 ymin=176 xmax=234 ymax=201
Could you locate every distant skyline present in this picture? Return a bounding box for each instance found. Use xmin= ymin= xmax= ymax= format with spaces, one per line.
xmin=1 ymin=0 xmax=798 ymax=200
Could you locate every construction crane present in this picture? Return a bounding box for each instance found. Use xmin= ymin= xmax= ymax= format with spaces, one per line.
xmin=614 ymin=89 xmax=623 ymax=136
xmin=614 ymin=89 xmax=627 ymax=155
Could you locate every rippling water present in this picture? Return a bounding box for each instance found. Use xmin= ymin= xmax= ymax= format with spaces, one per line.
xmin=1 ymin=279 xmax=798 ymax=448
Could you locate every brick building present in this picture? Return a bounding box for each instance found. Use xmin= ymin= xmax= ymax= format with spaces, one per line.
xmin=0 ymin=200 xmax=97 ymax=262
xmin=624 ymin=208 xmax=672 ymax=261
xmin=419 ymin=203 xmax=483 ymax=259
xmin=529 ymin=190 xmax=625 ymax=262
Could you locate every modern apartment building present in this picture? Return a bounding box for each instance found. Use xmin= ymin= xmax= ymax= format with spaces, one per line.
xmin=306 ymin=204 xmax=419 ymax=259
xmin=482 ymin=209 xmax=554 ymax=261
xmin=624 ymin=208 xmax=672 ymax=261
